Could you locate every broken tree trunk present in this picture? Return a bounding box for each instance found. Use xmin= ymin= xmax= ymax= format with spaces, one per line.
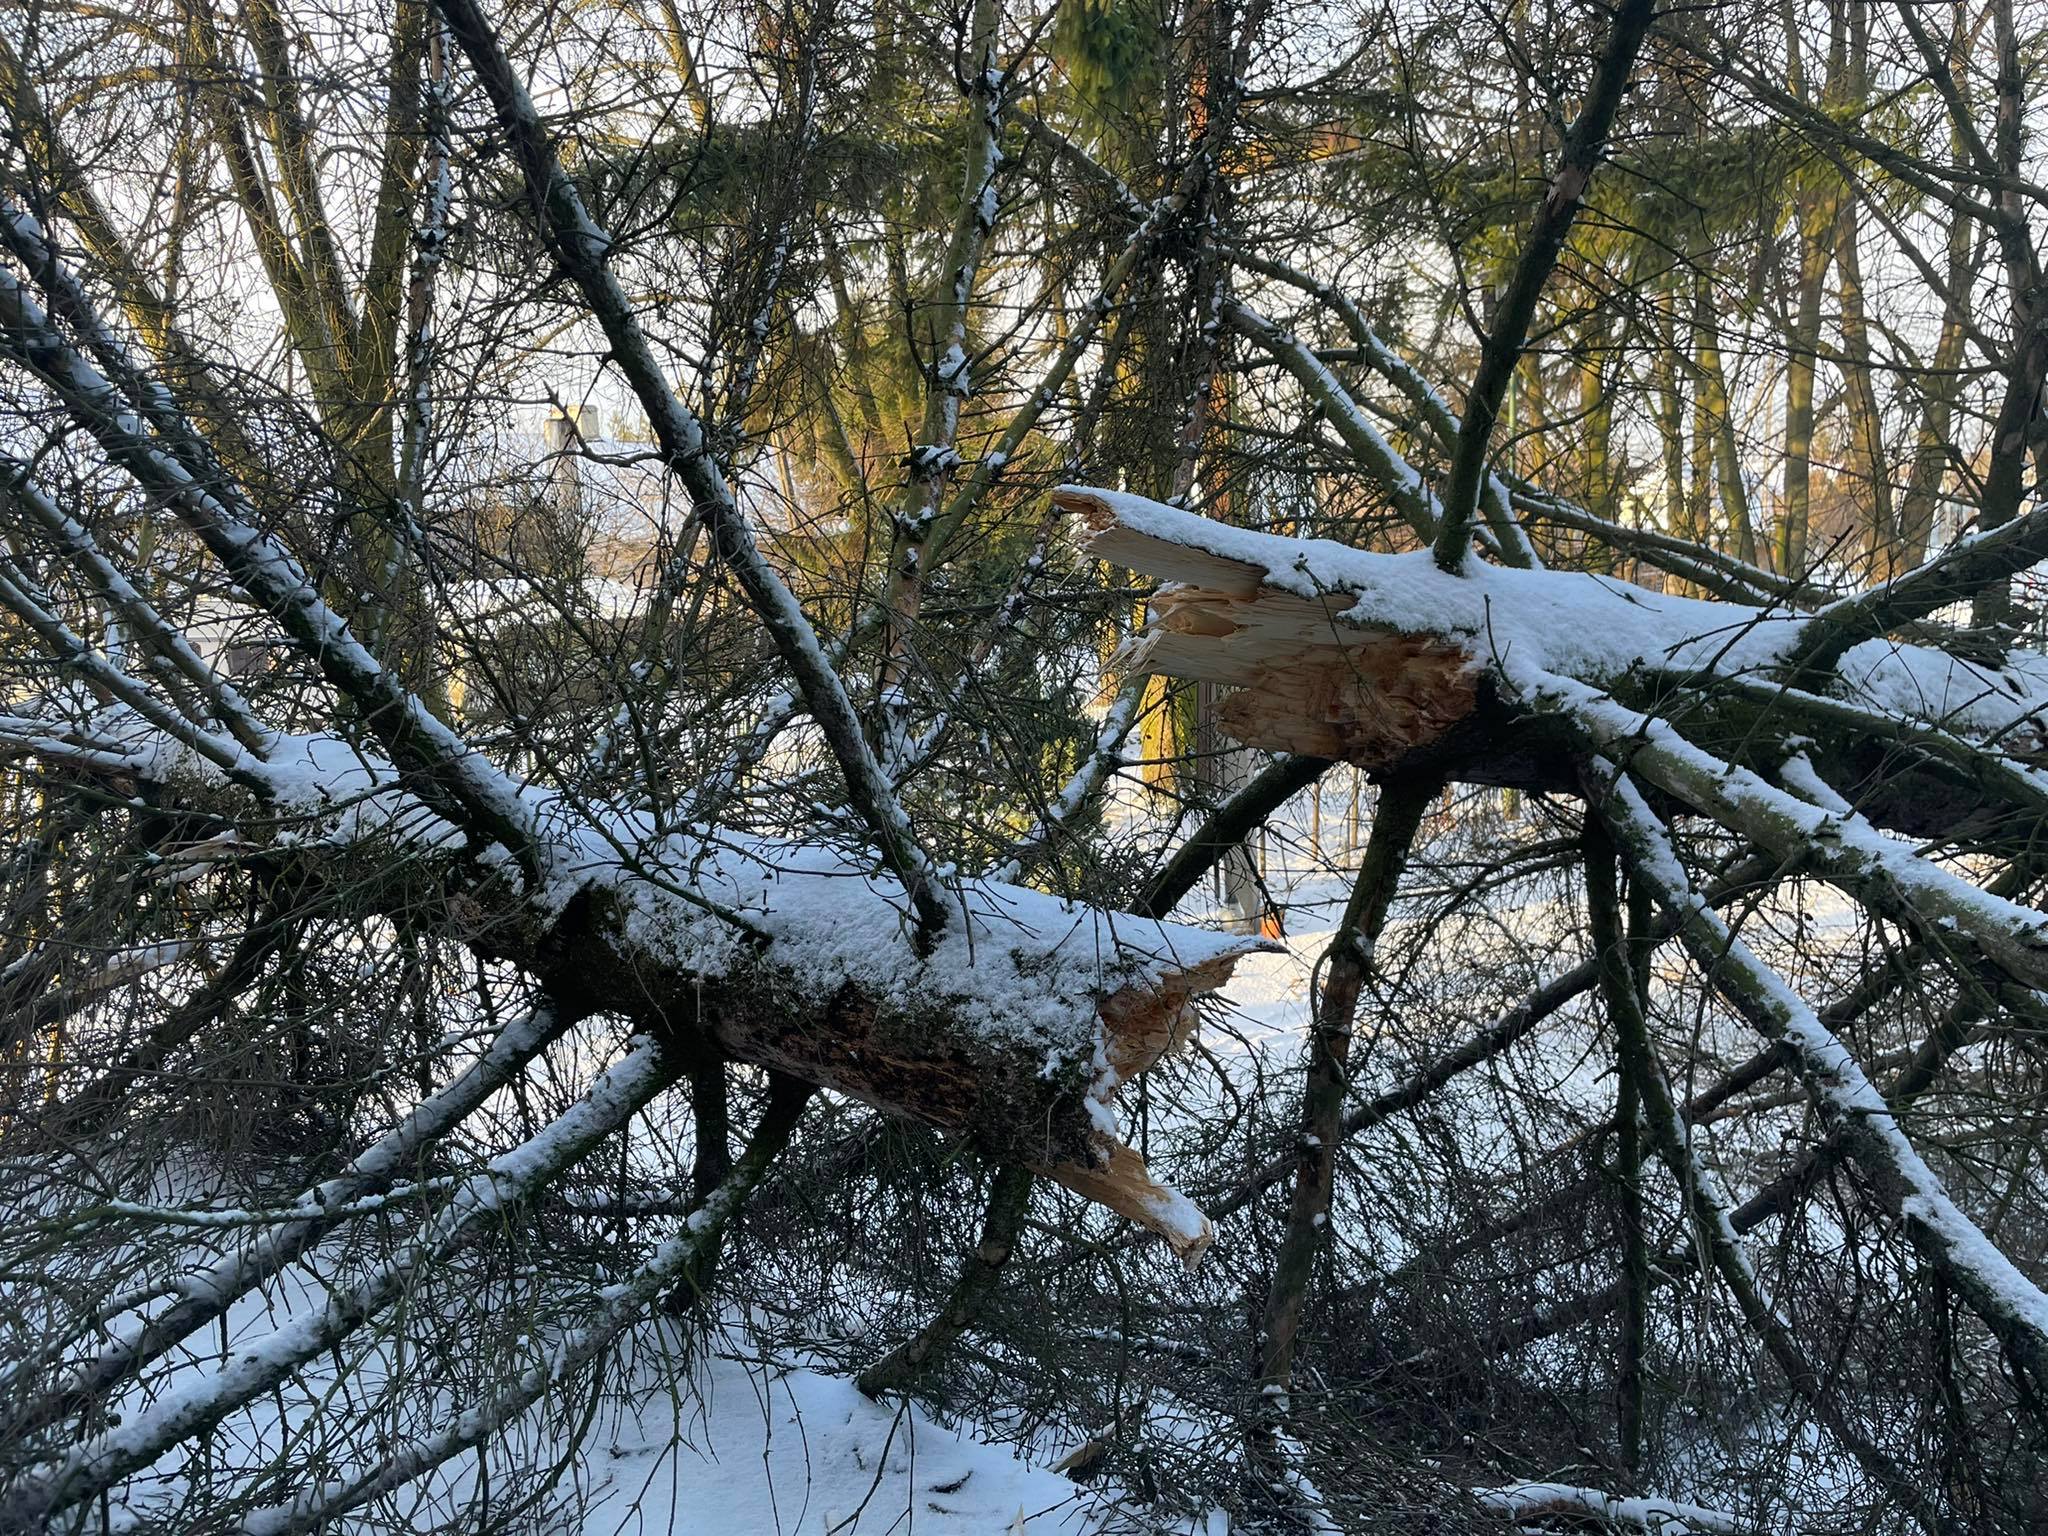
xmin=394 ymin=825 xmax=1258 ymax=1264
xmin=1056 ymin=485 xmax=2048 ymax=846
xmin=21 ymin=717 xmax=1261 ymax=1270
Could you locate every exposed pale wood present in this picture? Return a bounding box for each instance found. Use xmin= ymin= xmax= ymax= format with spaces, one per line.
xmin=1097 ymin=952 xmax=1238 ymax=1081
xmin=1069 ymin=488 xmax=1483 ymax=769
xmin=1056 ymin=487 xmax=1265 ymax=596
xmin=1216 ymin=636 xmax=1477 ymax=765
xmin=1115 ymin=628 xmax=1250 ymax=685
xmin=1013 ymin=952 xmax=1248 ymax=1259
xmin=1151 ymin=583 xmax=1356 ymax=647
xmin=1040 ymin=1140 xmax=1214 ymax=1262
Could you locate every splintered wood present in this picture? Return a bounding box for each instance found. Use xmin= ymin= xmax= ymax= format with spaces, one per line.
xmin=1095 ymin=951 xmax=1238 ymax=1082
xmin=1041 ymin=1142 xmax=1211 ymax=1264
xmin=1040 ymin=951 xmax=1245 ymax=1264
xmin=708 ymin=946 xmax=1245 ymax=1262
xmin=1057 ymin=488 xmax=1479 ymax=768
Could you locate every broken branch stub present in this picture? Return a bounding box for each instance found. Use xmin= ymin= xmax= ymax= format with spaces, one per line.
xmin=504 ymin=855 xmax=1262 ymax=1264
xmin=1061 ymin=486 xmax=1481 ymax=770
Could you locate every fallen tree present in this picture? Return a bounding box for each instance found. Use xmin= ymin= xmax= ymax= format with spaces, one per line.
xmin=1065 ymin=480 xmax=2048 ymax=1433
xmin=1062 ymin=484 xmax=2048 ymax=845
xmin=0 ymin=89 xmax=1256 ymax=1527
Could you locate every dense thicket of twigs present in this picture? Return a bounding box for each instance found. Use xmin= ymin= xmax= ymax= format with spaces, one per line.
xmin=3 ymin=0 xmax=2048 ymax=1531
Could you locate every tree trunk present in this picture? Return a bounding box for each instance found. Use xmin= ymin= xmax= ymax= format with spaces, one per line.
xmin=1831 ymin=6 xmax=1895 ymax=577
xmin=1694 ymin=278 xmax=1756 ymax=565
xmin=1836 ymin=193 xmax=1894 ymax=577
xmin=1254 ymin=774 xmax=1434 ymax=1399
xmin=1778 ymin=210 xmax=1829 ymax=574
xmin=1652 ymin=303 xmax=1690 ymax=586
xmin=1580 ymin=322 xmax=1617 ymax=571
xmin=857 ymin=1162 xmax=1034 ymax=1396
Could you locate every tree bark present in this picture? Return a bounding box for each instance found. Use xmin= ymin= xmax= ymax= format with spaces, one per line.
xmin=1255 ymin=774 xmax=1434 ymax=1397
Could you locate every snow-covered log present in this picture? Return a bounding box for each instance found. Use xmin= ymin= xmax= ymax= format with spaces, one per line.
xmin=1472 ymin=1481 xmax=1752 ymax=1535
xmin=26 ymin=724 xmax=1257 ymax=1263
xmin=514 ymin=830 xmax=1256 ymax=1261
xmin=1060 ymin=485 xmax=2048 ymax=840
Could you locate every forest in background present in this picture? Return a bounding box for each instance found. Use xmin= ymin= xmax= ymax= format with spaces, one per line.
xmin=3 ymin=0 xmax=2048 ymax=1530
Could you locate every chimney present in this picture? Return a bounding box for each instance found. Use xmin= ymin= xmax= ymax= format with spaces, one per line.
xmin=542 ymin=403 xmax=582 ymax=454
xmin=543 ymin=405 xmax=583 ymax=513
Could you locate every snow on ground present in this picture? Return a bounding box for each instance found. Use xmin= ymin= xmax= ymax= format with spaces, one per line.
xmin=90 ymin=1246 xmax=1212 ymax=1535
xmin=571 ymin=1349 xmax=1210 ymax=1536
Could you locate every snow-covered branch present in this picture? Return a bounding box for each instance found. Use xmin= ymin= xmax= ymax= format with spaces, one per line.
xmin=5 ymin=1031 xmax=679 ymax=1527
xmin=1593 ymin=774 xmax=2048 ymax=1385
xmin=436 ymin=0 xmax=947 ymax=939
xmin=0 ymin=253 xmax=537 ymax=865
xmin=235 ymin=1076 xmax=817 ymax=1535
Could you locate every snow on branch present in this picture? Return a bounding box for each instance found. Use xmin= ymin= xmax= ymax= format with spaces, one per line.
xmin=0 ymin=458 xmax=266 ymax=752
xmin=436 ymin=0 xmax=946 ymax=938
xmin=5 ymin=1032 xmax=681 ymax=1528
xmin=1061 ymin=484 xmax=2048 ymax=831
xmin=1472 ymin=1482 xmax=1753 ymax=1535
xmin=22 ymin=709 xmax=1261 ymax=1262
xmin=0 ymin=255 xmax=538 ymax=865
xmin=235 ymin=1078 xmax=818 ymax=1534
xmin=1594 ymin=774 xmax=2048 ymax=1386
xmin=1526 ymin=665 xmax=2048 ymax=1001
xmin=1 ymin=1004 xmax=574 ymax=1448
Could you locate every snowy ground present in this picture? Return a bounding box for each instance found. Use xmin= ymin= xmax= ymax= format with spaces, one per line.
xmin=97 ymin=1265 xmax=1214 ymax=1535
xmin=525 ymin=1349 xmax=1160 ymax=1536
